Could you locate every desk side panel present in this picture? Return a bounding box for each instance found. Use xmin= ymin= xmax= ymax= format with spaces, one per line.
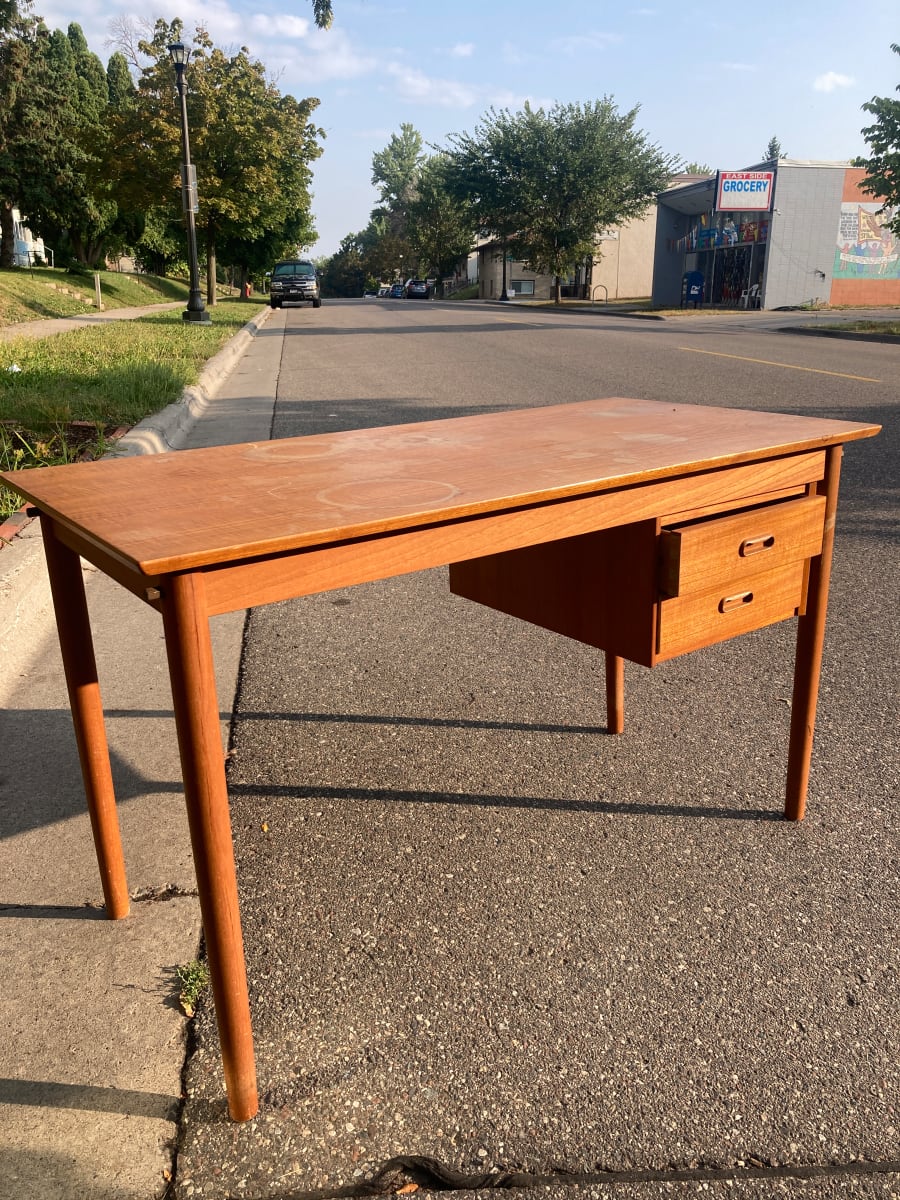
xmin=450 ymin=520 xmax=660 ymax=667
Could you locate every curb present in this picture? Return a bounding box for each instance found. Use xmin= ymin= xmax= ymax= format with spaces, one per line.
xmin=778 ymin=325 xmax=900 ymax=345
xmin=114 ymin=304 xmax=274 ymax=455
xmin=484 ymin=299 xmax=665 ymax=319
xmin=0 ymin=305 xmax=274 ymax=545
xmin=0 ymin=504 xmax=35 ymax=546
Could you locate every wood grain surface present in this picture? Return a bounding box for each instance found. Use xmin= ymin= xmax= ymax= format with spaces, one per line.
xmin=1 ymin=398 xmax=880 ymax=576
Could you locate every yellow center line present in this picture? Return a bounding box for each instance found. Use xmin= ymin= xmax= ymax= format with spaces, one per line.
xmin=678 ymin=346 xmax=881 ymax=383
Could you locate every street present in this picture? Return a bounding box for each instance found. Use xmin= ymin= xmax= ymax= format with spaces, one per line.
xmin=267 ymin=298 xmax=894 ymax=428
xmin=173 ymin=301 xmax=899 ymax=1196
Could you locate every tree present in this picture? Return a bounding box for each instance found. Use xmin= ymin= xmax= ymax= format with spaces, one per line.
xmin=106 ymin=50 xmax=134 ymax=109
xmin=0 ymin=15 xmax=87 ymax=267
xmin=442 ymin=109 xmax=527 ymax=295
xmin=0 ymin=0 xmax=21 ymax=32
xmin=764 ymin=136 xmax=783 ymax=161
xmin=0 ymin=16 xmax=145 ymax=269
xmin=855 ymin=42 xmax=900 ymax=236
xmin=445 ymin=99 xmax=676 ymax=302
xmin=682 ymin=161 xmax=713 ymax=174
xmin=0 ymin=5 xmax=34 ymax=265
xmin=320 ymin=231 xmax=367 ymax=296
xmin=371 ymin=123 xmax=426 ymax=213
xmin=405 ymin=154 xmax=474 ymax=291
xmin=35 ymin=23 xmax=125 ymax=267
xmin=111 ymin=19 xmax=323 ymax=302
xmin=358 ymin=212 xmax=410 ymax=284
xmin=311 ymin=0 xmax=333 ymax=27
xmin=368 ymin=122 xmax=426 ymax=267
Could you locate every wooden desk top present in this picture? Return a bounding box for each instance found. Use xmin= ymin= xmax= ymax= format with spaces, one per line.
xmin=2 ymin=399 xmax=879 ymax=576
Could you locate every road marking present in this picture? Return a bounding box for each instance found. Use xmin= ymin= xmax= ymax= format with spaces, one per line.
xmin=678 ymin=346 xmax=881 ymax=383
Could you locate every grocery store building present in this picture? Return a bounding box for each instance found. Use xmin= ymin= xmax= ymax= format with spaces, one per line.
xmin=651 ymin=160 xmax=900 ymax=310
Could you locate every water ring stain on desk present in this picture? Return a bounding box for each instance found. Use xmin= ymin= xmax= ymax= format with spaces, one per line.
xmin=317 ymin=478 xmax=461 ymax=511
xmin=243 ymin=440 xmax=338 ymax=461
xmin=617 ymin=431 xmax=690 ymax=445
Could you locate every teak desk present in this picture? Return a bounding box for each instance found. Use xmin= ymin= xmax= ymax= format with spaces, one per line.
xmin=2 ymin=398 xmax=880 ymax=1121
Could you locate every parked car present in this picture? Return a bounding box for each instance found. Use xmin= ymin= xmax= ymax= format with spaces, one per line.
xmin=406 ymin=279 xmax=433 ymax=299
xmin=388 ymin=281 xmax=406 ymax=298
xmin=269 ymin=259 xmax=321 ymax=308
xmin=377 ymin=285 xmax=390 ymax=297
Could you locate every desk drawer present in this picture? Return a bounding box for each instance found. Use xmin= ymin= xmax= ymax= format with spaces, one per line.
xmin=658 ymin=495 xmax=825 ymax=599
xmin=657 ymin=560 xmax=807 ymax=661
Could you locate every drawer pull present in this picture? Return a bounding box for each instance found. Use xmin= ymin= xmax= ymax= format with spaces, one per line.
xmin=719 ymin=591 xmax=754 ymax=613
xmin=740 ymin=533 xmax=775 ymax=556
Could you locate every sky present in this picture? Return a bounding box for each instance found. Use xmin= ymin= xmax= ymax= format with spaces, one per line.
xmin=35 ymin=0 xmax=900 ymax=258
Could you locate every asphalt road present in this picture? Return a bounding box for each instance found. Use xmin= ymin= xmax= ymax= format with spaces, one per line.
xmin=175 ymin=300 xmax=899 ymax=1199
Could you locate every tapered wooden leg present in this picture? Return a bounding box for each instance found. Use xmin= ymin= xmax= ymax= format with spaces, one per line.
xmin=40 ymin=516 xmax=129 ymax=919
xmin=605 ymin=652 xmax=624 ymax=734
xmin=162 ymin=571 xmax=258 ymax=1122
xmin=785 ymin=446 xmax=843 ymax=821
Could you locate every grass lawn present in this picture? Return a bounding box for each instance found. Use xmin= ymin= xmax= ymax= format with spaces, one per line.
xmin=0 ymin=265 xmax=192 ymax=326
xmin=817 ymin=319 xmax=900 ymax=335
xmin=1 ymin=297 xmax=265 ymax=519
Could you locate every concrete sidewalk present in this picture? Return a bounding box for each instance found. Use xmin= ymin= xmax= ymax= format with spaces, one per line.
xmin=0 ymin=300 xmax=185 ymax=342
xmin=0 ymin=305 xmax=282 ymax=1198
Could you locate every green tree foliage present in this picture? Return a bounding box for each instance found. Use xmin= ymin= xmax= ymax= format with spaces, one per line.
xmin=358 ymin=212 xmax=410 ymax=285
xmin=333 ymin=126 xmax=474 ymax=290
xmin=2 ymin=1 xmax=332 ymax=275
xmin=445 ymin=100 xmax=675 ymax=302
xmin=0 ymin=16 xmax=85 ymax=267
xmin=111 ymin=19 xmax=324 ymax=303
xmin=132 ymin=205 xmax=183 ymax=276
xmin=37 ymin=23 xmax=131 ymax=267
xmin=0 ymin=6 xmax=34 ymax=265
xmin=368 ymin=121 xmax=426 ymax=268
xmin=0 ymin=0 xmax=20 ymax=32
xmin=855 ymin=42 xmax=900 ymax=235
xmin=764 ymin=136 xmax=783 ymax=161
xmin=106 ymin=50 xmax=135 ymax=109
xmin=0 ymin=16 xmax=144 ymax=268
xmin=405 ymin=154 xmax=474 ymax=290
xmin=371 ymin=122 xmax=426 ymax=214
xmin=682 ymin=161 xmax=713 ymax=174
xmin=312 ymin=0 xmax=334 ymax=28
xmin=321 ymin=231 xmax=367 ymax=296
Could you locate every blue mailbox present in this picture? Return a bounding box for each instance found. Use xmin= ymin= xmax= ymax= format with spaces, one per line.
xmin=682 ymin=271 xmax=704 ymax=307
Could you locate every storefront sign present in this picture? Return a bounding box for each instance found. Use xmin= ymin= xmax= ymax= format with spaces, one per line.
xmin=715 ymin=171 xmax=774 ymax=212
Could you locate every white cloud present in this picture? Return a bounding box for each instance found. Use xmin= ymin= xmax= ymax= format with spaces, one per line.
xmin=501 ymin=41 xmax=531 ymax=66
xmin=550 ymin=31 xmax=622 ymax=55
xmin=265 ymin=26 xmax=378 ymax=84
xmin=249 ymin=13 xmax=310 ymax=39
xmin=814 ymin=71 xmax=854 ymax=93
xmin=485 ymin=88 xmax=558 ymax=114
xmin=385 ymin=63 xmax=478 ymax=108
xmin=450 ymin=42 xmax=474 ymax=58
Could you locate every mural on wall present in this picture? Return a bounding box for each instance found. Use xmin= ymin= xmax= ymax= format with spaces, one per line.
xmin=834 ymin=204 xmax=899 ymax=279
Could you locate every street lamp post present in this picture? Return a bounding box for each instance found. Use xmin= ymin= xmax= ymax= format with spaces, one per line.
xmin=168 ymin=42 xmax=210 ymax=324
xmin=499 ymin=238 xmax=510 ymax=301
